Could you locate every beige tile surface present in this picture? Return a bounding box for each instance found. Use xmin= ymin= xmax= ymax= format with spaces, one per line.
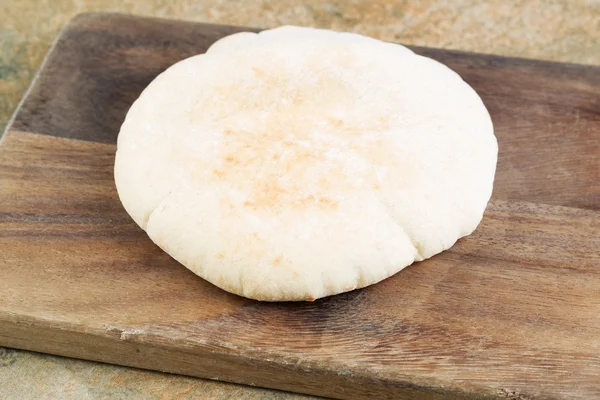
xmin=0 ymin=1 xmax=599 ymax=399
xmin=0 ymin=348 xmax=315 ymax=399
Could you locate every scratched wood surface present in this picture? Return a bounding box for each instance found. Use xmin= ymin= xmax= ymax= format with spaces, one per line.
xmin=1 ymin=13 xmax=599 ymax=400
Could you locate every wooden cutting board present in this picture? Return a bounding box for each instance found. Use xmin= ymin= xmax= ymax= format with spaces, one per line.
xmin=1 ymin=12 xmax=599 ymax=400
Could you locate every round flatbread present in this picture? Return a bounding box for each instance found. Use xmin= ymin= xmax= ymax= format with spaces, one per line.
xmin=114 ymin=26 xmax=497 ymax=301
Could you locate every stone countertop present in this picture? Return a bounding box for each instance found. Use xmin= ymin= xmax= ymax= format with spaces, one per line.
xmin=1 ymin=1 xmax=598 ymax=399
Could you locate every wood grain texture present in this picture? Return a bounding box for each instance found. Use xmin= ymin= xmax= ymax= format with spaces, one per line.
xmin=1 ymin=12 xmax=600 ymax=400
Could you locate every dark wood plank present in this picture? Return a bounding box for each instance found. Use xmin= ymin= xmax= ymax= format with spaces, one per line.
xmin=2 ymin=12 xmax=600 ymax=400
xmin=10 ymin=13 xmax=600 ymax=210
xmin=1 ymin=131 xmax=599 ymax=400
xmin=10 ymin=14 xmax=253 ymax=145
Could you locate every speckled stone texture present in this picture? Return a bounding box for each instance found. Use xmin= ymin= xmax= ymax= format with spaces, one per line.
xmin=0 ymin=348 xmax=315 ymax=399
xmin=0 ymin=0 xmax=599 ymax=399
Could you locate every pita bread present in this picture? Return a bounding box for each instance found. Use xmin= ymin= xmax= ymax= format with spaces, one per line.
xmin=115 ymin=26 xmax=497 ymax=301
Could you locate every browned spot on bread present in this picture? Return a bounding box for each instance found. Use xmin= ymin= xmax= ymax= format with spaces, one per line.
xmin=272 ymin=256 xmax=282 ymax=266
xmin=213 ymin=169 xmax=224 ymax=177
xmin=225 ymin=155 xmax=236 ymax=163
xmin=379 ymin=116 xmax=390 ymax=129
xmin=317 ymin=197 xmax=339 ymax=209
xmin=252 ymin=180 xmax=287 ymax=208
xmin=306 ymin=296 xmax=315 ymax=302
xmin=252 ymin=67 xmax=266 ymax=79
xmin=372 ymin=183 xmax=381 ymax=190
xmin=216 ymin=253 xmax=224 ymax=260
